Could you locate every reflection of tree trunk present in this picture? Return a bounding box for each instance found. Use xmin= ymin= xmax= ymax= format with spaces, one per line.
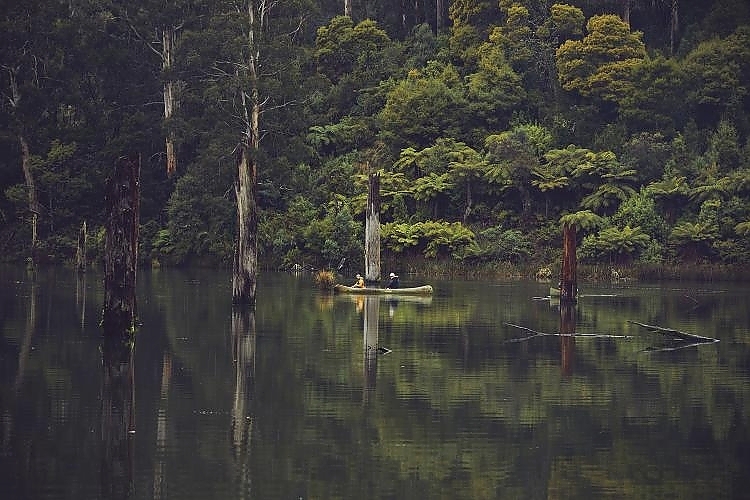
xmin=231 ymin=308 xmax=256 ymax=495
xmin=100 ymin=339 xmax=135 ymax=500
xmin=75 ymin=271 xmax=87 ymax=332
xmin=559 ymin=303 xmax=576 ymax=377
xmin=14 ymin=279 xmax=37 ymax=392
xmin=153 ymin=353 xmax=172 ymax=500
xmin=363 ymin=297 xmax=379 ymax=403
xmin=560 ymin=225 xmax=577 ymax=303
xmin=365 ymin=169 xmax=380 ymax=282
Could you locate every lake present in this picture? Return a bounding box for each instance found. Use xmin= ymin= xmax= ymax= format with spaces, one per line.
xmin=1 ymin=265 xmax=749 ymax=499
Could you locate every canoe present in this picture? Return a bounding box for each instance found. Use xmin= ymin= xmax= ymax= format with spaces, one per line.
xmin=334 ymin=284 xmax=433 ymax=295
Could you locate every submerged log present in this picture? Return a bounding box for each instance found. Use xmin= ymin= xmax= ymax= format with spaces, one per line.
xmin=102 ymin=154 xmax=140 ymax=336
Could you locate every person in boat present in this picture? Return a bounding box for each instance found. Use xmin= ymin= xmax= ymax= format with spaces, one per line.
xmin=352 ymin=274 xmax=365 ymax=288
xmin=385 ymin=272 xmax=399 ymax=289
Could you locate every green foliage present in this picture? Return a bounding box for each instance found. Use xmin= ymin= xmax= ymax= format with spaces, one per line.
xmin=467 ymin=227 xmax=532 ymax=263
xmin=579 ymin=225 xmax=651 ymax=264
xmin=382 ymin=221 xmax=476 ymax=258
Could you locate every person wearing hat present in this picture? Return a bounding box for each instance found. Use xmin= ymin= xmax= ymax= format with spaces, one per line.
xmin=385 ymin=272 xmax=399 ymax=289
xmin=352 ymin=273 xmax=365 ymax=288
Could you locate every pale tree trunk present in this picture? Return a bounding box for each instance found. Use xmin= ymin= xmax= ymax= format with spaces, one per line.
xmin=670 ymin=0 xmax=679 ymax=56
xmin=620 ymin=0 xmax=631 ymax=26
xmin=365 ymin=168 xmax=380 ymax=282
xmin=162 ymin=26 xmax=179 ymax=176
xmin=344 ymin=0 xmax=352 ymax=17
xmin=19 ymin=135 xmax=39 ymax=260
xmin=233 ymin=145 xmax=258 ymax=305
xmin=76 ymin=220 xmax=87 ymax=272
xmin=436 ymin=0 xmax=445 ymax=33
xmin=233 ymin=0 xmax=264 ymax=305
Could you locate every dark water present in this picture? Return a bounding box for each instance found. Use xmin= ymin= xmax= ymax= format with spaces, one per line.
xmin=1 ymin=266 xmax=749 ymax=499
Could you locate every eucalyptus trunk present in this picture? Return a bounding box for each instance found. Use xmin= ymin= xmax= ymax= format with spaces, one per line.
xmin=232 ymin=0 xmax=264 ymax=306
xmin=19 ymin=135 xmax=39 ymax=260
xmin=162 ymin=26 xmax=179 ymax=176
xmin=365 ymin=169 xmax=381 ymax=282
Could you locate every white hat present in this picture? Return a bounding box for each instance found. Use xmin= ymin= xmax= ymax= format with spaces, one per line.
xmin=389 ymin=272 xmax=396 ymax=278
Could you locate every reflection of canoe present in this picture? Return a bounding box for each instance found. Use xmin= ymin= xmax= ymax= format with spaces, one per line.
xmin=337 ymin=293 xmax=433 ymax=306
xmin=334 ymin=284 xmax=433 ymax=295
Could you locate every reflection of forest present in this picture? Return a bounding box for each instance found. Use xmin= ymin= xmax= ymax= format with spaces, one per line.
xmin=4 ymin=269 xmax=746 ymax=498
xmin=150 ymin=274 xmax=749 ymax=498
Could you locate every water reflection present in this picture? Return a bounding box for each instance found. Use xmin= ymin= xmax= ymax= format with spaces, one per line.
xmin=363 ymin=297 xmax=379 ymax=402
xmin=100 ymin=338 xmax=135 ymax=500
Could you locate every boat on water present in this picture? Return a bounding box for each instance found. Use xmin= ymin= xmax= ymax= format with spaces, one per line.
xmin=334 ymin=284 xmax=434 ymax=295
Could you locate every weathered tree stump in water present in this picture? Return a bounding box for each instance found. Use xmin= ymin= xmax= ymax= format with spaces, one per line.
xmin=560 ymin=224 xmax=577 ymax=303
xmin=102 ymin=155 xmax=140 ymax=337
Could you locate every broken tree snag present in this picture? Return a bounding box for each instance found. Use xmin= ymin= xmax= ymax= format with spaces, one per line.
xmin=560 ymin=223 xmax=577 ymax=303
xmin=232 ymin=144 xmax=258 ymax=306
xmin=365 ymin=167 xmax=381 ymax=282
xmin=102 ymin=154 xmax=141 ymax=337
xmin=76 ymin=220 xmax=87 ymax=273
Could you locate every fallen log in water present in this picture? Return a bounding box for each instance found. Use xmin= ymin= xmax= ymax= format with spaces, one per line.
xmin=504 ymin=323 xmax=632 ymax=343
xmin=627 ymin=321 xmax=719 ymax=344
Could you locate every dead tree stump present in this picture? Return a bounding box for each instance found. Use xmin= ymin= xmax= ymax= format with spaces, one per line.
xmin=102 ymin=155 xmax=140 ymax=337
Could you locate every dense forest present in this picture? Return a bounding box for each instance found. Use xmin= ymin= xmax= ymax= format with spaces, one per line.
xmin=1 ymin=0 xmax=749 ymax=278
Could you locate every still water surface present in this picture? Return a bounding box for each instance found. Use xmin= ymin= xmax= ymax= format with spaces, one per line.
xmin=1 ymin=266 xmax=749 ymax=499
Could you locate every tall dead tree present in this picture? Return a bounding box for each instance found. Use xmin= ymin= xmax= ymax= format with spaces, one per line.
xmin=162 ymin=25 xmax=180 ymax=176
xmin=232 ymin=0 xmax=266 ymax=305
xmin=102 ymin=155 xmax=141 ymax=336
xmin=344 ymin=0 xmax=352 ymax=17
xmin=365 ymin=165 xmax=381 ymax=283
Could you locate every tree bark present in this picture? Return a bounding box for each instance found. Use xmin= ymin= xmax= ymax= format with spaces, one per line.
xmin=102 ymin=154 xmax=140 ymax=336
xmin=232 ymin=0 xmax=265 ymax=306
xmin=163 ymin=26 xmax=179 ymax=176
xmin=233 ymin=145 xmax=258 ymax=305
xmin=344 ymin=0 xmax=352 ymax=17
xmin=365 ymin=168 xmax=381 ymax=282
xmin=76 ymin=220 xmax=87 ymax=272
xmin=560 ymin=224 xmax=577 ymax=303
xmin=436 ymin=0 xmax=445 ymax=33
xmin=19 ymin=135 xmax=39 ymax=262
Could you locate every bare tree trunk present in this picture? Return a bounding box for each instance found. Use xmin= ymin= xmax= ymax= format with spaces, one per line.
xmin=365 ymin=168 xmax=381 ymax=282
xmin=436 ymin=0 xmax=445 ymax=33
xmin=76 ymin=220 xmax=87 ymax=272
xmin=233 ymin=0 xmax=264 ymax=306
xmin=163 ymin=26 xmax=179 ymax=176
xmin=233 ymin=146 xmax=258 ymax=305
xmin=620 ymin=0 xmax=631 ymax=26
xmin=344 ymin=0 xmax=352 ymax=17
xmin=670 ymin=0 xmax=679 ymax=55
xmin=560 ymin=224 xmax=577 ymax=303
xmin=19 ymin=135 xmax=39 ymax=262
xmin=102 ymin=154 xmax=141 ymax=336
